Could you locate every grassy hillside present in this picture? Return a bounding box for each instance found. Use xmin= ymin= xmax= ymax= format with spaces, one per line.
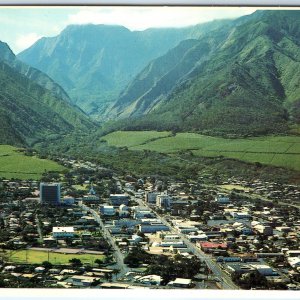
xmin=102 ymin=131 xmax=300 ymax=171
xmin=0 ymin=145 xmax=66 ymax=180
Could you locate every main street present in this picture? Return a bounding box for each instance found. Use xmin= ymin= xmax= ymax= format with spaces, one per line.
xmin=133 ymin=196 xmax=239 ymax=290
xmin=79 ymin=202 xmax=130 ymax=278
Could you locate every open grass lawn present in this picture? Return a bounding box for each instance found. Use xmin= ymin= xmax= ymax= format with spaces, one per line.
xmin=101 ymin=130 xmax=171 ymax=148
xmin=102 ymin=131 xmax=300 ymax=171
xmin=0 ymin=145 xmax=66 ymax=180
xmin=8 ymin=249 xmax=105 ymax=266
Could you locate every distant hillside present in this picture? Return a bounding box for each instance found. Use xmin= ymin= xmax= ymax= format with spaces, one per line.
xmin=107 ymin=10 xmax=300 ymax=136
xmin=0 ymin=42 xmax=94 ymax=146
xmin=17 ymin=21 xmax=230 ymax=117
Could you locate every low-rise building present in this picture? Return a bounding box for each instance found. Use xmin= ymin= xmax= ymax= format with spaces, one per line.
xmin=109 ymin=194 xmax=129 ymax=206
xmin=52 ymin=227 xmax=75 ymax=238
xmin=100 ymin=205 xmax=115 ymax=216
xmin=198 ymin=241 xmax=227 ymax=253
xmin=215 ymin=193 xmax=230 ymax=204
xmin=138 ymin=222 xmax=169 ymax=233
xmin=145 ymin=192 xmax=159 ymax=204
xmin=169 ymin=278 xmax=192 ymax=288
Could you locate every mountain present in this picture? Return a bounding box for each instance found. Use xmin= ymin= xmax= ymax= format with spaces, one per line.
xmin=17 ymin=21 xmax=230 ymax=117
xmin=107 ymin=10 xmax=300 ymax=136
xmin=0 ymin=41 xmax=71 ymax=103
xmin=0 ymin=42 xmax=94 ymax=146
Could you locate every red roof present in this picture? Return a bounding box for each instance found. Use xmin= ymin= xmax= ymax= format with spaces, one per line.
xmin=198 ymin=241 xmax=227 ymax=249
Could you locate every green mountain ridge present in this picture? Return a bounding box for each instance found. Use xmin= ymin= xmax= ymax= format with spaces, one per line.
xmin=17 ymin=21 xmax=231 ymax=117
xmin=106 ymin=10 xmax=300 ymax=136
xmin=0 ymin=42 xmax=94 ymax=146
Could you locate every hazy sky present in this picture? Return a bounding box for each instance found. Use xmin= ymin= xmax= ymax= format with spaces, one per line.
xmin=0 ymin=6 xmax=257 ymax=54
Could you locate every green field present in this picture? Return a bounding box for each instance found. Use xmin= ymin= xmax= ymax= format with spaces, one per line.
xmin=101 ymin=130 xmax=171 ymax=148
xmin=8 ymin=249 xmax=105 ymax=266
xmin=0 ymin=145 xmax=66 ymax=180
xmin=102 ymin=131 xmax=300 ymax=171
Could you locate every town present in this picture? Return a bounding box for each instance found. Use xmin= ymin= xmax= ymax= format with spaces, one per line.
xmin=0 ymin=157 xmax=299 ymax=290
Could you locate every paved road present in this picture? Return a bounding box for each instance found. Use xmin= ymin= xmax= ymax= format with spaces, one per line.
xmin=79 ymin=202 xmax=130 ymax=278
xmin=35 ymin=214 xmax=44 ymax=243
xmin=133 ymin=196 xmax=239 ymax=290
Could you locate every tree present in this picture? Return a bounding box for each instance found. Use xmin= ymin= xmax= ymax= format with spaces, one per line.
xmin=69 ymin=258 xmax=82 ymax=268
xmin=94 ymin=259 xmax=103 ymax=267
xmin=42 ymin=261 xmax=53 ymax=269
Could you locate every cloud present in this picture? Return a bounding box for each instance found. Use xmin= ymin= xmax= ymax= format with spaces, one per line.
xmin=67 ymin=7 xmax=257 ymax=31
xmin=15 ymin=33 xmax=42 ymax=52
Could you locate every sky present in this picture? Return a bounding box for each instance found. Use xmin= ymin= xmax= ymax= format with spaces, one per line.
xmin=0 ymin=6 xmax=257 ymax=54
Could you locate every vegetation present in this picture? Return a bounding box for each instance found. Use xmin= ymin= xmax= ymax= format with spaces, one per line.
xmin=101 ymin=130 xmax=171 ymax=148
xmin=0 ymin=42 xmax=94 ymax=146
xmin=7 ymin=249 xmax=105 ymax=266
xmin=102 ymin=131 xmax=300 ymax=171
xmin=124 ymin=246 xmax=202 ymax=283
xmin=0 ymin=145 xmax=66 ymax=180
xmin=106 ymin=11 xmax=300 ymax=136
xmin=18 ymin=24 xmax=200 ymax=116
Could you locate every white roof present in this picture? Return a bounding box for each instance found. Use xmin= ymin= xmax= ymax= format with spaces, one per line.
xmin=53 ymin=227 xmax=74 ymax=233
xmin=173 ymin=278 xmax=192 ymax=285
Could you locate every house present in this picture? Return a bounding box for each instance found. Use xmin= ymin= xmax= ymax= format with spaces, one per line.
xmin=52 ymin=227 xmax=75 ymax=238
xmin=169 ymin=278 xmax=192 ymax=288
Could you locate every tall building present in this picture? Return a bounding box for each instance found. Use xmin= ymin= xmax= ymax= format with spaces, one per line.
xmin=40 ymin=183 xmax=61 ymax=205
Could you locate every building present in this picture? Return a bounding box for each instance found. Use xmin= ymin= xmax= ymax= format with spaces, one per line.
xmin=251 ymin=264 xmax=274 ymax=276
xmin=134 ymin=209 xmax=155 ymax=219
xmin=109 ymin=194 xmax=129 ymax=206
xmin=198 ymin=241 xmax=227 ymax=253
xmin=156 ymin=193 xmax=172 ymax=210
xmin=62 ymin=196 xmax=75 ymax=206
xmin=287 ymin=257 xmax=300 ymax=268
xmin=231 ymin=212 xmax=251 ymax=220
xmin=52 ymin=227 xmax=75 ymax=238
xmin=159 ymin=241 xmax=187 ymax=248
xmin=215 ymin=193 xmax=230 ymax=204
xmin=100 ymin=205 xmax=115 ymax=216
xmin=253 ymin=224 xmax=273 ymax=236
xmin=169 ymin=278 xmax=192 ymax=288
xmin=145 ymin=192 xmax=159 ymax=204
xmin=40 ymin=183 xmax=61 ymax=205
xmin=226 ymin=263 xmax=255 ymax=275
xmin=82 ymin=195 xmax=100 ymax=202
xmin=138 ymin=222 xmax=169 ymax=233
